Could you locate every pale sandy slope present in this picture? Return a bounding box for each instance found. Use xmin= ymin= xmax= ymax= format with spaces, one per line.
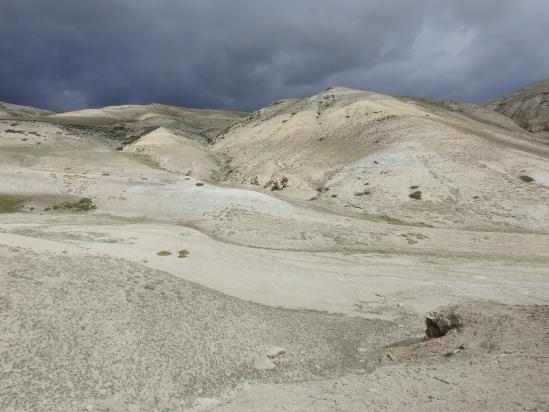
xmin=1 ymin=97 xmax=549 ymax=319
xmin=123 ymin=127 xmax=218 ymax=179
xmin=207 ymin=304 xmax=549 ymax=412
xmin=1 ymin=244 xmax=399 ymax=411
xmin=214 ymin=87 xmax=549 ymax=231
xmin=1 ymin=90 xmax=549 ymax=411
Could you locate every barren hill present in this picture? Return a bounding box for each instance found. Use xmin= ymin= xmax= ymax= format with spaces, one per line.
xmin=485 ymin=77 xmax=549 ymax=135
xmin=213 ymin=87 xmax=549 ymax=230
xmin=1 ymin=89 xmax=549 ymax=411
xmin=49 ymin=103 xmax=248 ymax=141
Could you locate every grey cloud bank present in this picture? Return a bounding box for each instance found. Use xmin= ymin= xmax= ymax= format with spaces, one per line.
xmin=0 ymin=0 xmax=548 ymax=112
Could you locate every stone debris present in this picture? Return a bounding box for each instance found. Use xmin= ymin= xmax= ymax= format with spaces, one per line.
xmin=266 ymin=346 xmax=286 ymax=359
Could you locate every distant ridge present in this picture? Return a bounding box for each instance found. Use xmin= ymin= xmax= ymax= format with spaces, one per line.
xmin=0 ymin=101 xmax=54 ymax=118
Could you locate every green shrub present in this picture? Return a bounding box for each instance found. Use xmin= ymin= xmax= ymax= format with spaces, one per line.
xmin=519 ymin=175 xmax=534 ymax=183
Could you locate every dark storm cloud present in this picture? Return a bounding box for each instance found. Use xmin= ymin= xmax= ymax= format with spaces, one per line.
xmin=1 ymin=0 xmax=548 ymax=112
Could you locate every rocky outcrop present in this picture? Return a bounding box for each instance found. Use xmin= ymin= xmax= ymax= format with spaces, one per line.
xmin=484 ymin=78 xmax=549 ymax=134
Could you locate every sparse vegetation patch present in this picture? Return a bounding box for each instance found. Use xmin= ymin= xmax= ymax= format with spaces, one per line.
xmin=409 ymin=190 xmax=422 ymax=200
xmin=45 ymin=197 xmax=97 ymax=212
xmin=0 ymin=195 xmax=24 ymax=213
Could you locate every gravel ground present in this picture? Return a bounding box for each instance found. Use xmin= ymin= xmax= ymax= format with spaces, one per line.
xmin=0 ymin=245 xmax=398 ymax=411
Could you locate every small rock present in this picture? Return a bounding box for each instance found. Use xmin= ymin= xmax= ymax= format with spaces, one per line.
xmin=270 ymin=176 xmax=289 ymax=191
xmin=250 ymin=176 xmax=260 ymax=185
xmin=266 ymin=346 xmax=286 ymax=359
xmin=409 ymin=190 xmax=422 ymax=200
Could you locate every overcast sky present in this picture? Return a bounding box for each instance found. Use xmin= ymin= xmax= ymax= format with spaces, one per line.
xmin=1 ymin=0 xmax=548 ymax=112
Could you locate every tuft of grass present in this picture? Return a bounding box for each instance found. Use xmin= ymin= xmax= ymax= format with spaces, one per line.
xmin=519 ymin=175 xmax=534 ymax=183
xmin=409 ymin=190 xmax=422 ymax=200
xmin=178 ymin=249 xmax=190 ymax=258
xmin=156 ymin=251 xmax=172 ymax=256
xmin=47 ymin=197 xmax=97 ymax=212
xmin=410 ymin=185 xmax=419 ymax=189
xmin=0 ymin=195 xmax=24 ymax=213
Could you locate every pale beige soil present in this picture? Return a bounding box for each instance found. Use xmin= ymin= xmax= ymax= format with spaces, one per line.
xmin=209 ymin=304 xmax=549 ymax=412
xmin=1 ymin=86 xmax=549 ymax=411
xmin=214 ymin=87 xmax=549 ymax=231
xmin=1 ymin=218 xmax=548 ymax=321
xmin=123 ymin=127 xmax=219 ymax=179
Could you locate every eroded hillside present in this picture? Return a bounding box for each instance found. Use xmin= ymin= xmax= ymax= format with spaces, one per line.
xmin=1 ymin=86 xmax=549 ymax=411
xmin=213 ymin=87 xmax=549 ymax=230
xmin=485 ymin=78 xmax=549 ymax=136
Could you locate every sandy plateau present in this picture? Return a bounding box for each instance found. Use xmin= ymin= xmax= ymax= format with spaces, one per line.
xmin=1 ymin=81 xmax=549 ymax=411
